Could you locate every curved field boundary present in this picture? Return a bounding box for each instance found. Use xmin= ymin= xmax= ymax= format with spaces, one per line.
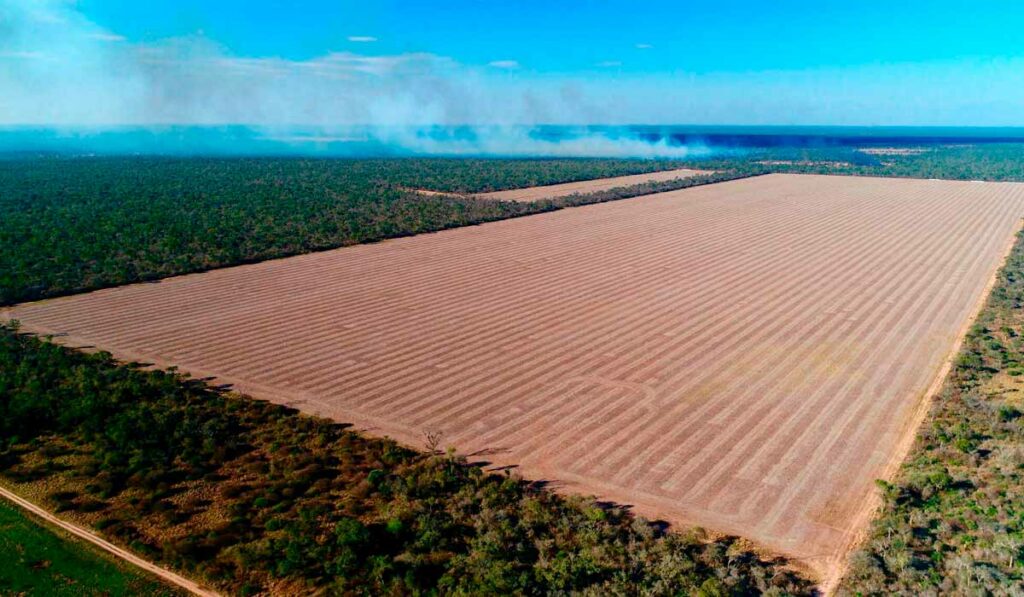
xmin=0 ymin=486 xmax=219 ymax=597
xmin=9 ymin=174 xmax=1024 ymax=581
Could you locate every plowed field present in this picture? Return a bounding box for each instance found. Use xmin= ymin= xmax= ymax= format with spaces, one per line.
xmin=476 ymin=167 xmax=711 ymax=201
xmin=8 ymin=174 xmax=1024 ymax=574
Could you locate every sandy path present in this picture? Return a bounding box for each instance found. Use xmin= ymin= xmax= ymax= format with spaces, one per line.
xmin=0 ymin=485 xmax=219 ymax=596
xmin=472 ymin=167 xmax=712 ymax=201
xmin=8 ymin=174 xmax=1024 ymax=582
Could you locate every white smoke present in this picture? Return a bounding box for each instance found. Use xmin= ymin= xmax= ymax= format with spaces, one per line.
xmin=0 ymin=0 xmax=701 ymax=157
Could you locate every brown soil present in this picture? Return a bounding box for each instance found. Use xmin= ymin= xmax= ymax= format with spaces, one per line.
xmin=756 ymin=160 xmax=854 ymax=168
xmin=8 ymin=174 xmax=1024 ymax=581
xmin=404 ymin=188 xmax=461 ymax=198
xmin=473 ymin=168 xmax=712 ymax=201
xmin=857 ymin=147 xmax=929 ymax=156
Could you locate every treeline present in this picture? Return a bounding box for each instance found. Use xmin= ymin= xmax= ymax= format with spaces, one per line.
xmin=839 ymin=230 xmax=1024 ymax=594
xmin=698 ymin=144 xmax=1024 ymax=181
xmin=0 ymin=157 xmax=697 ymax=306
xmin=369 ymin=157 xmax=694 ymax=193
xmin=0 ymin=323 xmax=812 ymax=595
xmin=862 ymin=144 xmax=1024 ymax=181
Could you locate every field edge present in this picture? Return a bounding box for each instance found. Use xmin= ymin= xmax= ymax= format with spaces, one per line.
xmin=830 ymin=219 xmax=1024 ymax=593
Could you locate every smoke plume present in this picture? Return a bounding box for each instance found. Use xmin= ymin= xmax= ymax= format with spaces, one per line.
xmin=0 ymin=0 xmax=701 ymax=157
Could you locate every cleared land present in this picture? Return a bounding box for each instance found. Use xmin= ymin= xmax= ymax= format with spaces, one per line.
xmin=7 ymin=174 xmax=1024 ymax=576
xmin=474 ymin=167 xmax=711 ymax=201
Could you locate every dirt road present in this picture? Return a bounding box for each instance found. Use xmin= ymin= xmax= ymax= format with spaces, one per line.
xmin=0 ymin=486 xmax=219 ymax=597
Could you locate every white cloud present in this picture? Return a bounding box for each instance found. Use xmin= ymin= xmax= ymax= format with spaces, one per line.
xmin=635 ymin=43 xmax=653 ymax=49
xmin=316 ymin=51 xmax=444 ymax=76
xmin=347 ymin=36 xmax=377 ymax=43
xmin=488 ymin=60 xmax=520 ymax=69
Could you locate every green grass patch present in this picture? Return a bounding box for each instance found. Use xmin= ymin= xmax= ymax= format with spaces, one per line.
xmin=0 ymin=497 xmax=179 ymax=596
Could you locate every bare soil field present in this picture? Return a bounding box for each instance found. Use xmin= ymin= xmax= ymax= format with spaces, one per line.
xmin=474 ymin=167 xmax=711 ymax=201
xmin=7 ymin=174 xmax=1024 ymax=577
xmin=858 ymin=147 xmax=929 ymax=156
xmin=756 ymin=160 xmax=854 ymax=168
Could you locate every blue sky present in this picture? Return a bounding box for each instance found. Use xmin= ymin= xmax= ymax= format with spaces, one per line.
xmin=3 ymin=0 xmax=1024 ymax=129
xmin=74 ymin=0 xmax=1024 ymax=73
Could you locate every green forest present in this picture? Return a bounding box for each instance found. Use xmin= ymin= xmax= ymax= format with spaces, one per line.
xmin=0 ymin=323 xmax=811 ymax=595
xmin=699 ymin=143 xmax=1024 ymax=181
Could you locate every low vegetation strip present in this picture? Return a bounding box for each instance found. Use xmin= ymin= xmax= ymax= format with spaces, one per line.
xmin=839 ymin=229 xmax=1024 ymax=594
xmin=698 ymin=144 xmax=1024 ymax=182
xmin=411 ymin=170 xmax=740 ymax=204
xmin=0 ymin=323 xmax=812 ymax=595
xmin=0 ymin=492 xmax=181 ymax=596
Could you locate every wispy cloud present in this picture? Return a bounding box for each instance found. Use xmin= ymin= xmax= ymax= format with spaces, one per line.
xmin=25 ymin=6 xmax=66 ymax=24
xmin=0 ymin=51 xmax=48 ymax=60
xmin=488 ymin=60 xmax=520 ymax=69
xmin=4 ymin=0 xmax=1021 ymax=143
xmin=347 ymin=36 xmax=377 ymax=43
xmin=316 ymin=51 xmax=443 ymax=76
xmin=88 ymin=33 xmax=126 ymax=42
xmin=635 ymin=43 xmax=653 ymax=49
